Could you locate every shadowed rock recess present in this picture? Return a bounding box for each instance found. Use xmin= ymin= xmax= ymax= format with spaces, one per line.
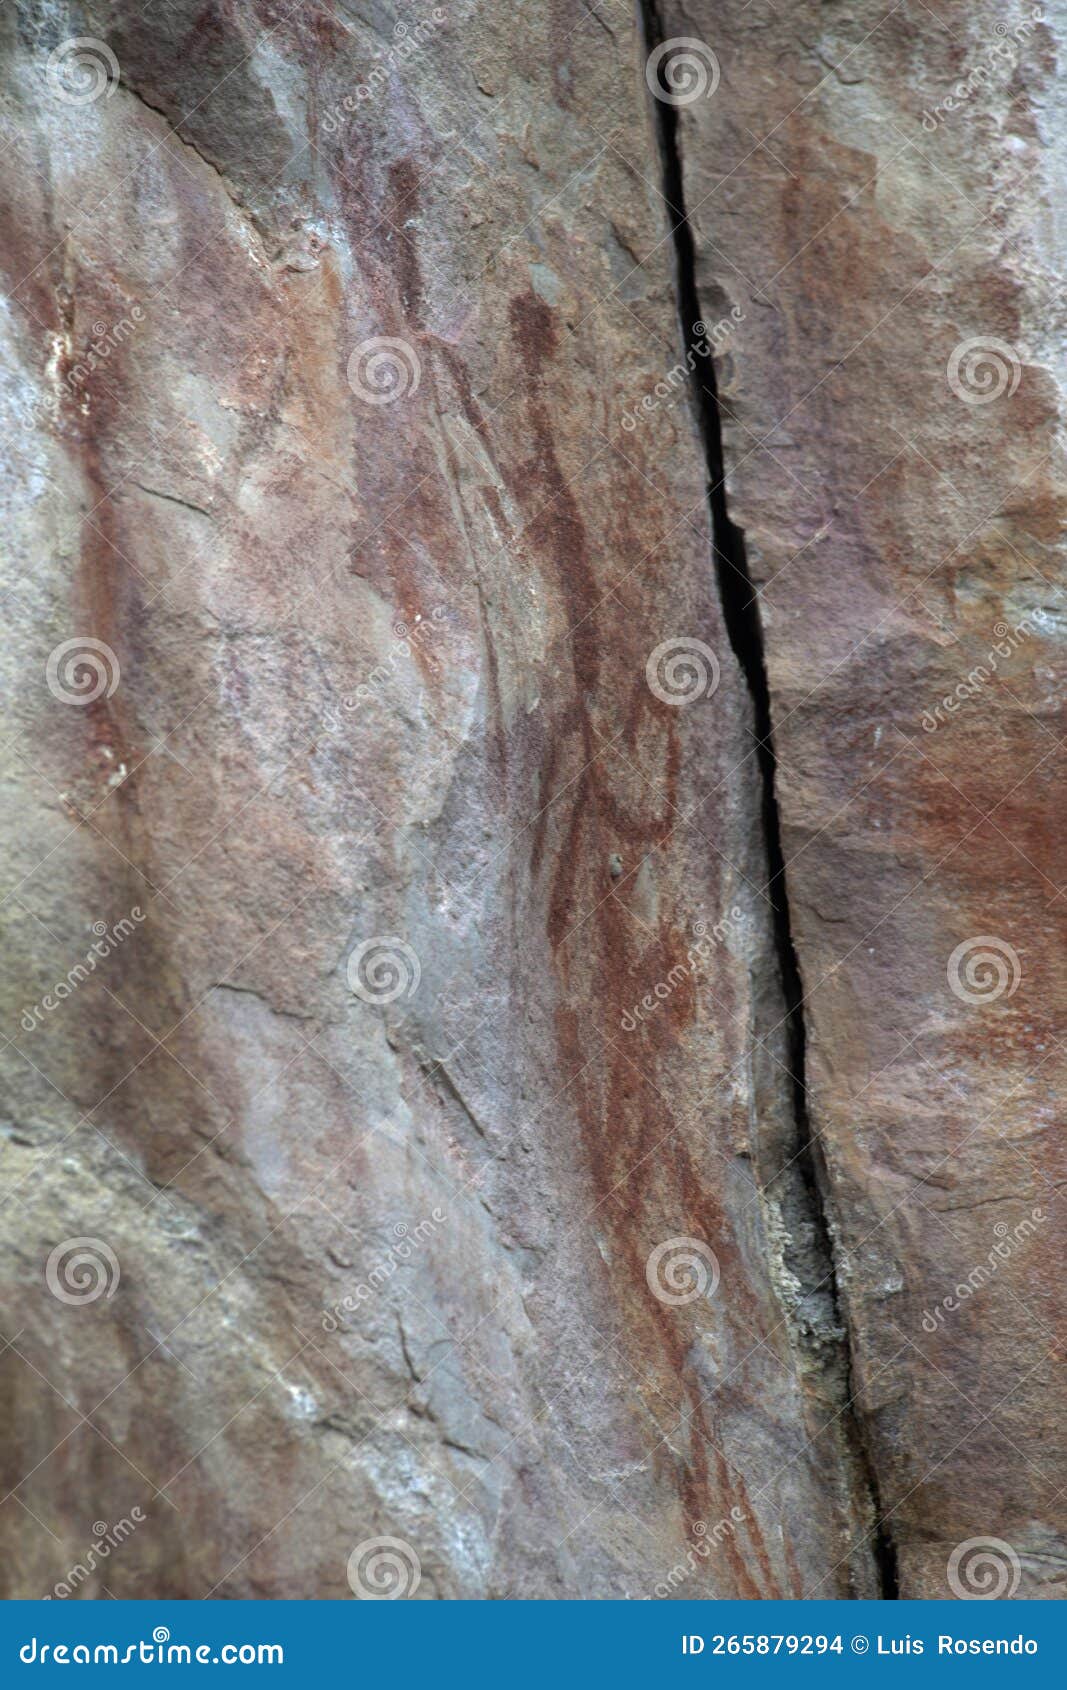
xmin=0 ymin=0 xmax=1063 ymax=1600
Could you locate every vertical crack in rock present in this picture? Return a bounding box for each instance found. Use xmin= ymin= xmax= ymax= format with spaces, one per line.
xmin=639 ymin=0 xmax=898 ymax=1598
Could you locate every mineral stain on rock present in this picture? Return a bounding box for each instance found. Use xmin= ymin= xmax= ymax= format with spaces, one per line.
xmin=0 ymin=0 xmax=1063 ymax=1603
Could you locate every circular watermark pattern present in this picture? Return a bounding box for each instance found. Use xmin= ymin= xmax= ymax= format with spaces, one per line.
xmin=45 ymin=1237 xmax=120 ymax=1305
xmin=646 ymin=637 xmax=720 ymax=706
xmin=347 ymin=937 xmax=421 ymax=1004
xmin=45 ymin=638 xmax=120 ymax=705
xmin=947 ymin=936 xmax=1021 ymax=1005
xmin=645 ymin=38 xmax=720 ymax=107
xmin=347 ymin=1535 xmax=422 ymax=1599
xmin=347 ymin=337 xmax=421 ymax=405
xmin=46 ymin=38 xmax=119 ymax=106
xmin=646 ymin=1236 xmax=720 ymax=1305
xmin=947 ymin=337 xmax=1024 ymax=405
xmin=947 ymin=1536 xmax=1021 ymax=1600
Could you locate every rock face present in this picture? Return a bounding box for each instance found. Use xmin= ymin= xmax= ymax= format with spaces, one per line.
xmin=0 ymin=0 xmax=1060 ymax=1601
xmin=654 ymin=0 xmax=1067 ymax=1600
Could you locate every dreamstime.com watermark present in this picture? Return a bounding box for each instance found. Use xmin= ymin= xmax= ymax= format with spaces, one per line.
xmin=45 ymin=637 xmax=121 ymax=705
xmin=325 ymin=609 xmax=447 ymax=726
xmin=646 ymin=637 xmax=721 ymax=706
xmin=621 ymin=909 xmax=743 ymax=1031
xmin=347 ymin=1536 xmax=422 ymax=1599
xmin=645 ymin=38 xmax=720 ymax=107
xmin=346 ymin=936 xmax=422 ymax=1004
xmin=946 ymin=336 xmax=1027 ymax=405
xmin=946 ymin=935 xmax=1021 ymax=1006
xmin=920 ymin=8 xmax=1044 ymax=130
xmin=46 ymin=37 xmax=119 ymax=105
xmin=653 ymin=1510 xmax=747 ymax=1597
xmin=45 ymin=1237 xmax=121 ymax=1305
xmin=620 ymin=312 xmax=744 ymax=433
xmin=920 ymin=1208 xmax=1045 ymax=1333
xmin=919 ymin=615 xmax=1038 ymax=731
xmin=946 ymin=1536 xmax=1022 ymax=1600
xmin=322 ymin=1209 xmax=446 ymax=1329
xmin=19 ymin=1628 xmax=283 ymax=1665
xmin=347 ymin=336 xmax=422 ymax=404
xmin=20 ymin=908 xmax=145 ymax=1033
xmin=27 ymin=310 xmax=146 ymax=431
xmin=43 ymin=1511 xmax=146 ymax=1599
xmin=65 ymin=309 xmax=145 ymax=396
xmin=646 ymin=1236 xmax=720 ymax=1306
xmin=20 ymin=907 xmax=144 ymax=1028
xmin=321 ymin=11 xmax=447 ymax=131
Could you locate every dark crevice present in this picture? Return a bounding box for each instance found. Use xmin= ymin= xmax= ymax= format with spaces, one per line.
xmin=639 ymin=0 xmax=899 ymax=1600
xmin=116 ymin=76 xmax=261 ymax=231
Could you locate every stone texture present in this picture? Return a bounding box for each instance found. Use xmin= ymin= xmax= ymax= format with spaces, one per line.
xmin=0 ymin=0 xmax=1060 ymax=1604
xmin=0 ymin=0 xmax=879 ymax=1600
xmin=658 ymin=0 xmax=1067 ymax=1600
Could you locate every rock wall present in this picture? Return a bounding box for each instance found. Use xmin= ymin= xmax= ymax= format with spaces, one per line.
xmin=652 ymin=0 xmax=1067 ymax=1600
xmin=0 ymin=0 xmax=1061 ymax=1600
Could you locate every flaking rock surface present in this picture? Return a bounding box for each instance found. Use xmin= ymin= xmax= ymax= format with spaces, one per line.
xmin=0 ymin=0 xmax=879 ymax=1598
xmin=663 ymin=0 xmax=1067 ymax=1599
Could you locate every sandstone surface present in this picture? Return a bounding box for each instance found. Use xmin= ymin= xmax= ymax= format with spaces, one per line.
xmin=0 ymin=0 xmax=1061 ymax=1601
